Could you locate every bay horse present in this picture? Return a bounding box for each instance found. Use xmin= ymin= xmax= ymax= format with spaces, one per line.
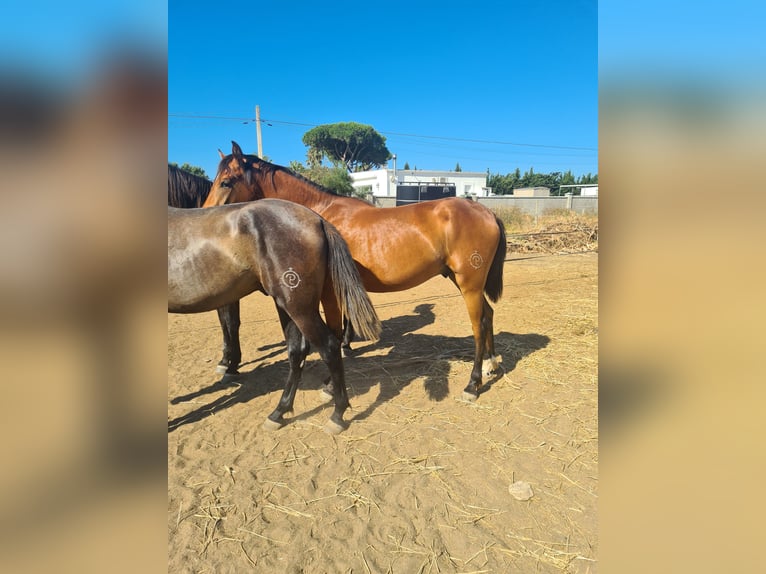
xmin=168 ymin=163 xmax=212 ymax=208
xmin=168 ymin=199 xmax=381 ymax=433
xmin=203 ymin=142 xmax=506 ymax=400
xmin=167 ymin=163 xmax=242 ymax=375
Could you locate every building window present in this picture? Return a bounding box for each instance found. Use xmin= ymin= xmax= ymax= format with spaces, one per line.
xmin=464 ymin=184 xmax=472 ymax=195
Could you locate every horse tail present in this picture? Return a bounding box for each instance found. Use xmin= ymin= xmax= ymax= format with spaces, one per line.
xmin=484 ymin=216 xmax=506 ymax=303
xmin=322 ymin=221 xmax=382 ymax=342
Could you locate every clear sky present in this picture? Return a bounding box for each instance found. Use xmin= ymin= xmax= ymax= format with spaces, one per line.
xmin=169 ymin=0 xmax=598 ymax=180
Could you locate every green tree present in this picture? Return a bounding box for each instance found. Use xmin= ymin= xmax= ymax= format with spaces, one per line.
xmin=487 ymin=172 xmax=513 ymax=195
xmin=488 ymin=167 xmax=597 ymax=196
xmin=169 ymin=162 xmax=207 ymax=178
xmin=403 ymin=161 xmax=410 ymax=170
xmin=578 ymin=172 xmax=598 ymax=185
xmin=288 ymin=161 xmax=358 ymax=197
xmin=454 ymin=162 xmax=462 ymax=172
xmin=487 ymin=167 xmax=523 ymax=195
xmin=559 ymin=169 xmax=577 ymax=195
xmin=302 ymin=122 xmax=392 ymax=172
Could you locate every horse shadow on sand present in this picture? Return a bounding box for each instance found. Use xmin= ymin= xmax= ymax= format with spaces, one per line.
xmin=168 ymin=303 xmax=550 ymax=432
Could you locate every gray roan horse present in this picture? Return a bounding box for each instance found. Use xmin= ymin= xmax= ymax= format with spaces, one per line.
xmin=168 ymin=199 xmax=381 ymax=433
xmin=167 ymin=163 xmax=242 ymax=374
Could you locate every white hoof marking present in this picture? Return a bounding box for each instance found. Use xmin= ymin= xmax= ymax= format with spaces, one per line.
xmin=262 ymin=418 xmax=283 ymax=431
xmin=324 ymin=420 xmax=346 ymax=435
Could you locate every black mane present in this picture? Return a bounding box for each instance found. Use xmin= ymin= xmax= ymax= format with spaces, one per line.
xmin=225 ymin=154 xmax=341 ymax=197
xmin=168 ymin=164 xmax=212 ymax=208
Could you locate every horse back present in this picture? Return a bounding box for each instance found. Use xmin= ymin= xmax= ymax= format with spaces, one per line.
xmin=168 ymin=201 xmax=329 ymax=312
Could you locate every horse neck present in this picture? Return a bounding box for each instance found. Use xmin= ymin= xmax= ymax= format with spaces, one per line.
xmin=265 ymin=169 xmax=336 ymax=213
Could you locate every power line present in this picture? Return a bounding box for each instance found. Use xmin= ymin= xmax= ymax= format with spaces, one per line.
xmin=168 ymin=113 xmax=597 ymax=152
xmin=382 ymin=131 xmax=595 ymax=152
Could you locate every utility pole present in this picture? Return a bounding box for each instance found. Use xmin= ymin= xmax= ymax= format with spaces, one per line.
xmin=255 ymin=105 xmax=263 ymax=158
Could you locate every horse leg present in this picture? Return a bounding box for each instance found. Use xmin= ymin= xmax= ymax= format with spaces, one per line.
xmin=319 ymin=287 xmax=344 ymax=401
xmin=481 ymin=299 xmax=502 ymax=378
xmin=263 ymin=307 xmax=309 ymax=430
xmin=342 ymin=318 xmax=355 ymax=355
xmin=215 ymin=301 xmax=241 ymax=374
xmin=292 ymin=312 xmax=349 ymax=434
xmin=459 ymin=288 xmax=489 ymax=401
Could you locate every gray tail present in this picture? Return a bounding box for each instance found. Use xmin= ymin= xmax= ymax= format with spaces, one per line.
xmin=323 ymin=221 xmax=381 ymax=341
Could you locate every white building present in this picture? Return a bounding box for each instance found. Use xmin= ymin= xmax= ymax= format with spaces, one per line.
xmin=350 ymin=164 xmax=489 ymax=199
xmin=580 ymin=185 xmax=598 ymax=197
xmin=560 ymin=184 xmax=598 ymax=197
xmin=513 ymin=186 xmax=551 ymax=197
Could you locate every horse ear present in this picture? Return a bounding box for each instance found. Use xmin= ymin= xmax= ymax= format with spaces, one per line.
xmin=218 ymin=148 xmax=225 ymax=159
xmin=231 ymin=141 xmax=244 ymax=160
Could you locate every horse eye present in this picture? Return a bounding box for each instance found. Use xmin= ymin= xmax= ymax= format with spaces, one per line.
xmin=220 ymin=179 xmax=231 ymax=188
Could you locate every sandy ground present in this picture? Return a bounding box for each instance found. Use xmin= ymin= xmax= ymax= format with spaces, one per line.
xmin=168 ymin=251 xmax=597 ymax=573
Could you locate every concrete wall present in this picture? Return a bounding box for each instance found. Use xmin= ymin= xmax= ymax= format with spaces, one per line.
xmin=513 ymin=186 xmax=551 ymax=197
xmin=477 ymin=195 xmax=598 ymax=216
xmin=370 ymin=194 xmax=597 ymax=214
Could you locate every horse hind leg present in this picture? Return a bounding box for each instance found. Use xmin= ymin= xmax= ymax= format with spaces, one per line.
xmin=263 ymin=308 xmax=308 ymax=430
xmin=481 ymin=299 xmax=502 ymax=379
xmin=293 ymin=311 xmax=350 ymax=434
xmin=341 ymin=318 xmax=355 ymax=356
xmin=459 ymin=288 xmax=489 ymax=402
xmin=319 ymin=287 xmax=343 ymax=401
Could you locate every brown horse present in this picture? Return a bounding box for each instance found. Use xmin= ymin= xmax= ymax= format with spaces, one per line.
xmin=168 ymin=199 xmax=381 ymax=432
xmin=203 ymin=142 xmax=506 ymax=400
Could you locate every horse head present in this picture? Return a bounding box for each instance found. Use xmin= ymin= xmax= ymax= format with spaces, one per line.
xmin=203 ymin=141 xmax=265 ymax=207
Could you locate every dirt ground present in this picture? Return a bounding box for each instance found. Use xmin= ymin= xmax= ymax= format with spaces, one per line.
xmin=168 ymin=251 xmax=598 ymax=573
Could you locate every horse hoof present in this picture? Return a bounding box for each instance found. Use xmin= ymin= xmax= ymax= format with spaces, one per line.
xmin=319 ymin=389 xmax=334 ymax=403
xmin=262 ymin=418 xmax=284 ymax=431
xmin=482 ymin=355 xmax=503 ymax=379
xmin=216 ymin=364 xmax=239 ymax=376
xmin=461 ymin=391 xmax=479 ymax=403
xmin=324 ymin=420 xmax=347 ymax=435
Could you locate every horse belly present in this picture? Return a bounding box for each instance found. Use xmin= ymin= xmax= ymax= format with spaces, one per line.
xmin=357 ymin=254 xmax=444 ymax=292
xmin=167 ymin=244 xmax=256 ymax=313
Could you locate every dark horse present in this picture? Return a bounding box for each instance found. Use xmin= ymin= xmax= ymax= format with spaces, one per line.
xmin=203 ymin=142 xmax=507 ymax=401
xmin=168 ymin=199 xmax=381 ymax=432
xmin=167 ymin=163 xmax=242 ymax=374
xmin=167 ymin=163 xmax=212 ymax=208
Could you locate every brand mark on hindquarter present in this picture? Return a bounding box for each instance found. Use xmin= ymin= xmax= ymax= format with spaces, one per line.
xmin=469 ymin=251 xmax=484 ymax=269
xmin=281 ymin=267 xmax=301 ymax=290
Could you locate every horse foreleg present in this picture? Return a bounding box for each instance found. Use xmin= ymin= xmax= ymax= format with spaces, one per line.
xmin=215 ymin=301 xmax=241 ymax=374
xmin=263 ymin=308 xmax=307 ymax=430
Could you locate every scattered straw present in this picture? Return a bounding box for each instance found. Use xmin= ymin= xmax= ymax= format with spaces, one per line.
xmin=262 ymin=502 xmax=314 ymax=519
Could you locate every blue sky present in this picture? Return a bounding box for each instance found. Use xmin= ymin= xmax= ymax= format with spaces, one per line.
xmin=169 ymin=0 xmax=598 ymax=180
